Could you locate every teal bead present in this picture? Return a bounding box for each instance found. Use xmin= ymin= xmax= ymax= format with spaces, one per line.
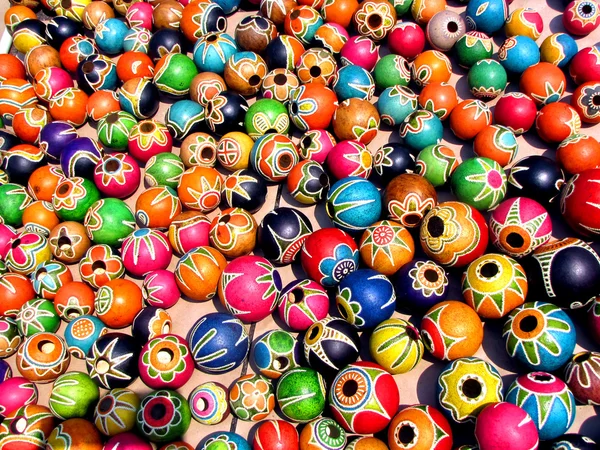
xmin=468 ymin=59 xmax=508 ymax=99
xmin=165 ymin=100 xmax=205 ymax=140
xmin=400 ymin=110 xmax=444 ymax=152
xmin=0 ymin=183 xmax=32 ymax=227
xmin=415 ymin=144 xmax=458 ymax=187
xmin=373 ymin=54 xmax=411 ymax=90
xmin=16 ymin=298 xmax=60 ymax=337
xmin=154 ymin=53 xmax=198 ymax=97
xmin=276 ymin=367 xmax=326 ymax=422
xmin=377 ymin=86 xmax=418 ymax=127
xmin=244 ymin=99 xmax=290 ymax=140
xmin=84 ymin=198 xmax=136 ymax=247
xmin=97 ymin=111 xmax=138 ymax=151
xmin=49 ymin=371 xmax=100 ymax=419
xmin=390 ymin=0 xmax=413 ymax=16
xmin=145 ymin=153 xmax=185 ymax=189
xmin=137 ymin=390 xmax=192 ymax=442
xmin=332 ymin=65 xmax=375 ymax=102
xmin=53 ymin=177 xmax=101 ymax=223
xmin=451 ymin=157 xmax=507 ymax=211
xmin=455 ymin=31 xmax=494 ymax=68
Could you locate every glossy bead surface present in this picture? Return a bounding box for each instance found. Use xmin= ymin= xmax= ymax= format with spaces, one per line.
xmin=400 ymin=110 xmax=443 ymax=152
xmin=136 ymin=390 xmax=191 ymax=443
xmin=254 ymin=420 xmax=299 ymax=450
xmin=79 ymin=244 xmax=124 ymax=289
xmin=139 ymin=334 xmax=193 ymax=390
xmin=210 ymin=207 xmax=257 ymax=258
xmin=455 ymin=31 xmax=493 ymax=68
xmin=276 ymin=367 xmax=326 ymax=422
xmin=135 ymin=186 xmax=182 ymax=230
xmin=299 ymin=417 xmax=346 ymax=450
xmin=415 ymin=144 xmax=457 ymax=187
xmin=388 ymin=405 xmax=452 ymax=450
xmin=326 ymin=177 xmax=381 ymax=232
xmin=17 ymin=332 xmax=70 ymax=383
xmin=494 ymin=93 xmax=537 ymax=135
xmin=451 ymin=157 xmax=507 ymax=211
xmin=411 ymin=50 xmax=452 ymax=87
xmin=326 ymin=140 xmax=372 ymax=180
xmin=520 ymin=62 xmax=567 ymax=107
xmin=250 ymin=134 xmax=299 ymax=182
xmin=388 ymin=22 xmax=425 ymax=60
xmin=426 ymin=10 xmax=465 ymax=52
xmin=277 ymin=278 xmax=329 ymax=331
xmin=258 ymin=207 xmax=312 ymax=265
xmin=384 ymin=173 xmax=437 ymax=229
xmin=95 ymin=279 xmax=143 ymax=329
xmin=334 ymin=65 xmax=376 ymax=102
xmin=0 ymin=377 xmax=37 ymax=418
xmin=505 ymin=7 xmax=543 ymax=40
xmin=132 ymin=307 xmax=173 ymax=345
xmin=188 ymin=382 xmax=229 ymax=425
xmin=498 ymin=36 xmax=540 ymax=74
xmin=261 ymin=69 xmax=299 ymax=104
xmin=449 ymin=100 xmax=491 ymax=141
xmin=121 ymin=229 xmax=172 ymax=278
xmin=289 ymin=83 xmax=338 ymax=131
xmin=339 ymin=36 xmax=379 ymax=71
xmin=507 ymin=156 xmax=565 ymax=204
xmin=537 ymin=102 xmax=581 ymax=143
xmin=64 ymin=315 xmax=106 ymax=359
xmin=358 ymin=220 xmax=414 ymax=276
xmin=565 ymin=352 xmax=600 ymax=405
xmin=370 ymin=318 xmax=424 ymax=374
xmin=206 ymin=92 xmax=249 ymax=136
xmin=287 ymin=160 xmax=329 ymax=205
xmin=16 ymin=297 xmax=60 ymax=337
xmin=418 ymin=82 xmax=457 ymax=121
xmin=265 ymin=35 xmax=305 ymax=70
xmin=465 ymin=0 xmax=508 ymax=34
xmin=175 ymin=246 xmax=225 ymax=301
xmin=128 ymin=120 xmax=173 ymax=163
xmin=49 ymin=372 xmax=99 ymax=420
xmin=94 ymin=389 xmax=140 ymax=437
xmin=561 ymin=168 xmax=600 ymax=235
xmin=93 ymin=155 xmax=141 ymax=200
xmin=165 ymin=100 xmax=205 ymax=140
xmin=468 ymin=60 xmax=507 ymax=99
xmin=563 ymin=0 xmax=600 ymax=35
xmin=0 ymin=404 xmax=55 ymax=450
xmin=570 ymin=45 xmax=600 ymax=85
xmin=119 ymin=77 xmax=160 ymax=120
xmin=378 ymin=86 xmax=418 ymax=127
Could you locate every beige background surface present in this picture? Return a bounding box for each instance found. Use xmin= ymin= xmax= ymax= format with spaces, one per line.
xmin=1 ymin=0 xmax=600 ymax=447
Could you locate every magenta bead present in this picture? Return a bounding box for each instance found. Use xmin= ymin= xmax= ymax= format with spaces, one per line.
xmin=219 ymin=255 xmax=282 ymax=323
xmin=489 ymin=197 xmax=552 ymax=258
xmin=0 ymin=377 xmax=38 ymax=419
xmin=138 ymin=334 xmax=194 ymax=390
xmin=475 ymin=402 xmax=539 ymax=450
xmin=277 ymin=279 xmax=329 ymax=331
xmin=326 ymin=140 xmax=372 ymax=180
xmin=93 ymin=154 xmax=141 ymax=199
xmin=170 ymin=213 xmax=211 ymax=255
xmin=570 ymin=46 xmax=600 ymax=85
xmin=388 ymin=22 xmax=426 ymax=61
xmin=121 ymin=228 xmax=173 ymax=277
xmin=299 ymin=129 xmax=337 ymax=164
xmin=105 ymin=432 xmax=153 ymax=450
xmin=142 ymin=269 xmax=181 ymax=309
xmin=340 ymin=36 xmax=379 ymax=71
xmin=587 ymin=297 xmax=600 ymax=345
xmin=0 ymin=224 xmax=17 ymax=259
xmin=126 ymin=2 xmax=154 ymax=29
xmin=35 ymin=67 xmax=74 ymax=101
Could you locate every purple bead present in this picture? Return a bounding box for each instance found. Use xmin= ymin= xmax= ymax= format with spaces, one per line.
xmin=60 ymin=137 xmax=103 ymax=179
xmin=0 ymin=360 xmax=11 ymax=383
xmin=39 ymin=121 xmax=78 ymax=162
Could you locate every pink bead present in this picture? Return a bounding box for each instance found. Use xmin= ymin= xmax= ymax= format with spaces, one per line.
xmin=0 ymin=224 xmax=17 ymax=259
xmin=277 ymin=279 xmax=329 ymax=331
xmin=475 ymin=402 xmax=539 ymax=450
xmin=388 ymin=22 xmax=426 ymax=60
xmin=340 ymin=36 xmax=379 ymax=71
xmin=126 ymin=2 xmax=154 ymax=30
xmin=299 ymin=129 xmax=337 ymax=164
xmin=138 ymin=334 xmax=194 ymax=389
xmin=105 ymin=432 xmax=153 ymax=450
xmin=93 ymin=154 xmax=141 ymax=199
xmin=34 ymin=67 xmax=74 ymax=102
xmin=494 ymin=92 xmax=537 ymax=135
xmin=326 ymin=140 xmax=372 ymax=180
xmin=218 ymin=255 xmax=282 ymax=323
xmin=121 ymin=228 xmax=173 ymax=277
xmin=0 ymin=377 xmax=38 ymax=418
xmin=563 ymin=0 xmax=600 ymax=36
xmin=128 ymin=120 xmax=173 ymax=164
xmin=142 ymin=269 xmax=181 ymax=308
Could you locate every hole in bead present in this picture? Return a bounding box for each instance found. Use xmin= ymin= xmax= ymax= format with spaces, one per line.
xmin=447 ymin=21 xmax=459 ymax=33
xmin=422 ymin=331 xmax=433 ymax=350
xmin=308 ymin=326 xmax=320 ymax=340
xmin=10 ymin=417 xmax=27 ymax=435
xmin=201 ymin=147 xmax=214 ymax=160
xmin=309 ymin=66 xmax=322 ymax=78
xmin=506 ymin=232 xmax=525 ymax=249
xmin=575 ymin=352 xmax=592 ymax=363
xmin=342 ymin=379 xmax=358 ymax=397
xmin=219 ymin=214 xmax=231 ymax=224
xmin=367 ymin=14 xmax=382 ymax=28
xmin=105 ymin=112 xmax=119 ymax=124
xmin=265 ymin=128 xmax=276 ymax=134
xmin=216 ymin=17 xmax=227 ymax=31
xmin=326 ymin=424 xmax=340 ymax=439
xmin=104 ymin=158 xmax=121 ymax=173
xmin=279 ymin=154 xmax=292 ymax=168
xmin=35 ymin=268 xmax=48 ymax=281
xmin=582 ymin=3 xmax=593 ymax=14
xmin=461 ymin=378 xmax=482 ymax=399
xmin=157 ymin=348 xmax=174 ymax=364
xmin=339 ymin=303 xmax=350 ymax=320
xmin=11 ymin=239 xmax=21 ymax=249
xmin=151 ymin=403 xmax=167 ymax=420
xmin=207 ymin=34 xmax=218 ymax=42
xmin=404 ymin=214 xmax=420 ymax=226
xmin=82 ymin=61 xmax=95 ymax=74
xmin=98 ymin=396 xmax=114 ymax=413
xmin=424 ymin=268 xmax=439 ymax=283
xmin=301 ymin=136 xmax=312 ymax=148
xmin=290 ymin=9 xmax=301 ymax=20
xmin=140 ymin=122 xmax=155 ymax=133
xmin=274 ymin=74 xmax=287 ymax=85
xmin=319 ymin=173 xmax=328 ymax=187
xmin=249 ymin=75 xmax=261 ymax=86
xmin=427 ymin=216 xmax=444 ymax=237
xmin=61 ymin=0 xmax=72 ymax=8
xmin=406 ymin=326 xmax=419 ymax=341
xmin=57 ymin=184 xmax=70 ymax=195
xmin=593 ymin=95 xmax=600 ymax=106
xmin=95 ymin=358 xmax=110 ymax=374
xmin=64 ymin=308 xmax=79 ymax=319
xmin=289 ymin=288 xmax=304 ymax=303
xmin=38 ymin=339 xmax=56 ymax=354
xmin=291 ymin=103 xmax=299 ymax=115
xmin=399 ymin=425 xmax=415 ymax=445
xmin=480 ymin=262 xmax=499 ymax=278
xmin=519 ymin=315 xmax=538 ymax=333
xmin=273 ymin=356 xmax=289 ymax=371
xmin=162 ymin=322 xmax=171 ymax=334
xmin=197 ymin=397 xmax=209 ymax=411
xmin=533 ymin=373 xmax=553 ymax=382
xmin=92 ymin=260 xmax=107 ymax=274
xmin=57 ymin=236 xmax=72 ymax=250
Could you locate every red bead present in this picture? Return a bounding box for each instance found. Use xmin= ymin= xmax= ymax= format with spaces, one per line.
xmin=494 ymin=92 xmax=537 ymax=135
xmin=94 ymin=153 xmax=141 ymax=198
xmin=117 ymin=52 xmax=155 ymax=82
xmin=389 ymin=22 xmax=426 ymax=60
xmin=475 ymin=403 xmax=539 ymax=450
xmin=253 ymin=420 xmax=299 ymax=450
xmin=570 ymin=46 xmax=600 ymax=85
xmin=572 ymin=81 xmax=600 ymax=123
xmin=557 ymin=134 xmax=600 ymax=175
xmin=0 ymin=54 xmax=26 ymax=81
xmin=560 ymin=168 xmax=600 ymax=237
xmin=536 ymin=102 xmax=581 ymax=143
xmin=563 ymin=0 xmax=600 ymax=36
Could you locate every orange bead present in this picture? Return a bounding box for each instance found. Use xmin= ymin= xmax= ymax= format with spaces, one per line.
xmin=411 ymin=0 xmax=447 ymax=25
xmin=49 ymin=87 xmax=89 ymax=127
xmin=86 ymin=90 xmax=120 ymax=122
xmin=0 ymin=78 xmax=38 ymax=122
xmin=12 ymin=106 xmax=51 ymax=144
xmin=412 ymin=50 xmax=452 ymax=87
xmin=174 ymin=246 xmax=227 ymax=301
xmin=22 ymin=201 xmax=60 ymax=236
xmin=27 ymin=165 xmax=66 ymax=202
xmin=0 ymin=54 xmax=26 ymax=81
xmin=418 ymin=81 xmax=458 ymax=120
xmin=135 ymin=186 xmax=182 ymax=229
xmin=4 ymin=6 xmax=37 ymax=34
xmin=54 ymin=281 xmax=96 ymax=321
xmin=449 ymin=99 xmax=492 ymax=140
xmin=95 ymin=278 xmax=143 ymax=328
xmin=519 ymin=62 xmax=566 ymax=107
xmin=0 ymin=273 xmax=36 ymax=317
xmin=321 ymin=0 xmax=359 ymax=28
xmin=473 ymin=124 xmax=518 ymax=167
xmin=535 ymin=102 xmax=581 ymax=143
xmin=177 ymin=166 xmax=223 ymax=213
xmin=556 ymin=134 xmax=600 ymax=175
xmin=117 ymin=51 xmax=155 ymax=82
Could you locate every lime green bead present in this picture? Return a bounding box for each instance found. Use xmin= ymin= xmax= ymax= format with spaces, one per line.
xmin=49 ymin=372 xmax=100 ymax=419
xmin=0 ymin=183 xmax=32 ymax=227
xmin=145 ymin=153 xmax=185 ymax=189
xmin=97 ymin=111 xmax=137 ymax=151
xmin=244 ymin=99 xmax=290 ymax=140
xmin=154 ymin=53 xmax=198 ymax=97
xmin=84 ymin=198 xmax=136 ymax=247
xmin=468 ymin=59 xmax=508 ymax=99
xmin=373 ymin=54 xmax=411 ymax=90
xmin=415 ymin=144 xmax=458 ymax=187
xmin=16 ymin=298 xmax=60 ymax=336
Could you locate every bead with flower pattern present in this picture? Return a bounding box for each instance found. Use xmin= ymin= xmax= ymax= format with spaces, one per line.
xmin=353 ymin=0 xmax=396 ymax=41
xmin=400 ymin=110 xmax=443 ymax=152
xmin=359 ymin=220 xmax=414 ymax=276
xmin=235 ymin=15 xmax=277 ymax=53
xmin=250 ymin=133 xmax=299 ymax=182
xmin=261 ymin=69 xmax=300 ymax=104
xmin=229 ymin=373 xmax=275 ymax=421
xmin=119 ymin=77 xmax=160 ymax=120
xmin=97 ymin=111 xmax=137 ymax=151
xmin=326 ymin=140 xmax=372 ymax=180
xmin=244 ymin=99 xmax=290 ymax=140
xmin=412 ymin=50 xmax=452 ymax=87
xmin=287 ymin=160 xmax=329 ymax=205
xmin=288 ymin=83 xmax=338 ymax=131
xmin=84 ymin=199 xmax=136 ymax=248
xmin=175 ymin=246 xmax=226 ymax=302
xmin=520 ymin=62 xmax=566 ymax=107
xmin=53 ymin=280 xmax=95 ymax=323
xmin=136 ymin=390 xmax=191 ymax=443
xmin=370 ymin=317 xmax=424 ymax=374
xmin=17 ymin=332 xmax=70 ymax=383
xmin=79 ymin=244 xmax=125 ymax=289
xmin=571 ymin=81 xmax=600 ymax=124
xmin=0 ymin=316 xmax=22 ymax=358
xmin=285 ymin=6 xmax=323 ymax=44
xmin=86 ymin=332 xmax=139 ymax=390
xmin=451 ymin=157 xmax=507 ymax=211
xmin=121 ymin=229 xmax=172 ymax=278
xmin=300 ymin=417 xmax=346 ymax=450
xmin=564 ymin=0 xmax=600 ymax=35
xmin=138 ymin=334 xmax=193 ymax=390
xmin=455 ymin=31 xmax=493 ymax=68
xmin=181 ymin=2 xmax=227 ymax=43
xmin=123 ymin=28 xmax=152 ymax=54
xmin=30 ymin=260 xmax=72 ymax=301
xmin=93 ymin=154 xmax=141 ymax=199
xmin=388 ymin=405 xmax=453 ymax=450
xmin=128 ymin=120 xmax=173 ymax=163
xmin=384 ymin=173 xmax=437 ymax=229
xmin=378 ymin=86 xmax=418 ymax=127
xmin=5 ymin=232 xmax=52 ymax=276
xmin=296 ymin=48 xmax=336 ymax=85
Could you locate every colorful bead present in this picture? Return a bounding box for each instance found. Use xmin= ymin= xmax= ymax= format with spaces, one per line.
xmin=135 ymin=186 xmax=182 ymax=229
xmin=468 ymin=59 xmax=507 ymax=99
xmin=507 ymin=155 xmax=565 ymax=204
xmin=494 ymin=92 xmax=537 ymax=135
xmin=139 ymin=334 xmax=193 ymax=390
xmin=276 ymin=367 xmax=326 ymax=422
xmin=257 ymin=207 xmax=312 ymax=264
xmin=17 ymin=298 xmax=60 ymax=337
xmin=121 ymin=228 xmax=172 ymax=277
xmin=253 ymin=330 xmax=301 ymax=379
xmin=287 ymin=160 xmax=329 ymax=205
xmin=188 ymin=312 xmax=249 ymax=373
xmin=86 ymin=332 xmax=139 ymax=389
xmin=563 ymin=0 xmax=600 ymax=35
xmin=16 ymin=332 xmax=70 ymax=383
xmin=326 ymin=140 xmax=372 ymax=180
xmin=393 ymin=259 xmax=448 ymax=311
xmin=254 ymin=420 xmax=299 ymax=450
xmin=384 ymin=173 xmax=437 ymax=228
xmin=326 ymin=177 xmax=381 ymax=232
xmin=370 ymin=318 xmax=424 ymax=374
xmin=46 ymin=418 xmax=103 ymax=450
xmin=199 ymin=432 xmax=250 ymax=450
xmin=449 ymin=99 xmax=491 ymax=140
xmin=48 ymin=87 xmax=89 ymax=127
xmin=426 ymin=10 xmax=466 ymax=52
xmin=210 ymin=207 xmax=258 ymax=258
xmin=561 ymin=168 xmax=600 ymax=235
xmin=411 ymin=0 xmax=446 ymax=25
xmin=49 ymin=371 xmax=99 ymax=420
xmin=175 ymin=246 xmax=226 ymax=301
xmin=136 ymin=390 xmax=191 ymax=443
xmin=421 ymin=300 xmax=483 ymax=361
xmin=94 ymin=389 xmax=140 ymax=436
xmin=313 ymin=23 xmax=349 ymax=54
xmin=189 ymin=382 xmax=229 ymax=425
xmin=451 ymin=157 xmax=507 ymax=211
xmin=277 ymin=278 xmax=329 ymax=331
xmin=472 ymin=125 xmax=517 ymax=167
xmin=572 ymin=82 xmax=600 ymax=124
xmin=95 ymin=279 xmax=143 ymax=329
xmin=206 ymin=92 xmax=249 ymax=136
xmin=79 ymin=244 xmax=125 ymax=289
xmin=387 ymin=405 xmax=453 ymax=450
xmin=418 ymin=82 xmax=457 ymax=121
xmin=321 ymin=0 xmax=359 ymax=28
xmin=476 ymin=402 xmax=539 ymax=450
xmin=300 ymin=417 xmax=346 ymax=449
xmin=64 ymin=315 xmax=106 ymax=359
xmin=455 ymin=31 xmax=493 ymax=68
xmin=235 ymin=15 xmax=277 ymax=53
xmin=53 ymin=280 xmax=94 ymax=322
xmin=119 ymin=77 xmax=160 ymax=120
xmin=0 ymin=377 xmax=37 ymax=418
xmin=0 ymin=317 xmax=23 ymax=358
xmin=377 ymin=85 xmax=418 ymax=127
xmin=415 ymin=144 xmax=457 ymax=187
xmin=289 ymin=83 xmax=338 ymax=131
xmin=181 ymin=3 xmax=227 ymax=43
xmin=85 ymin=198 xmax=136 ymax=247
xmin=520 ymin=62 xmax=566 ymax=107
xmin=465 ymin=0 xmax=507 ymax=34
xmin=411 ymin=50 xmax=452 ymax=87
xmin=142 ymin=270 xmax=180 ymax=309
xmin=333 ymin=65 xmax=376 ymax=101
xmin=353 ymin=0 xmax=396 ymax=41
xmin=0 ymin=404 xmax=55 ymax=450
xmin=358 ymin=220 xmax=414 ymax=276
xmin=131 ymin=306 xmax=173 ymax=345
xmin=5 ymin=231 xmax=52 ymax=276
xmin=229 ymin=373 xmax=275 ymax=421
xmin=565 ymin=351 xmax=600 ymax=405
xmin=262 ymin=68 xmax=300 ymax=104
xmin=540 ymin=33 xmax=578 ymax=68
xmin=400 ymin=110 xmax=443 ymax=152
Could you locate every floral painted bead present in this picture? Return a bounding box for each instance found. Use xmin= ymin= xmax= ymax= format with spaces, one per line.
xmin=353 ymin=0 xmax=396 ymax=41
xmin=287 ymin=160 xmax=329 ymax=205
xmin=451 ymin=157 xmax=507 ymax=211
xmin=30 ymin=260 xmax=73 ymax=301
xmin=503 ymin=301 xmax=576 ymax=372
xmin=449 ymin=99 xmax=492 ymax=141
xmin=189 ymin=382 xmax=229 ymax=425
xmin=296 ymin=48 xmax=336 ymax=85
xmin=393 ymin=259 xmax=449 ymax=312
xmin=49 ymin=371 xmax=99 ymax=420
xmin=372 ymin=143 xmax=415 ymax=186
xmin=16 ymin=298 xmax=60 ymax=337
xmin=64 ymin=315 xmax=107 ymax=359
xmin=128 ymin=120 xmax=173 ymax=163
xmin=326 ymin=140 xmax=372 ymax=180
xmin=400 ymin=110 xmax=443 ymax=152
xmin=253 ymin=330 xmax=302 ymax=379
xmin=250 ymin=133 xmax=299 ymax=182
xmin=300 ymin=417 xmax=346 ymax=450
xmin=94 ymin=389 xmax=141 ymax=436
xmin=139 ymin=334 xmax=194 ymax=390
xmin=132 ymin=307 xmax=172 ymax=345
xmin=86 ymin=333 xmax=140 ymax=389
xmin=506 ymin=372 xmax=576 ymax=441
xmin=411 ymin=50 xmax=452 ymax=87
xmin=388 ymin=405 xmax=453 ymax=450
xmin=52 ymin=177 xmax=101 ymax=223
xmin=167 ymin=211 xmax=211 ymax=256
xmin=0 ymin=316 xmax=21 ymax=358
xmin=563 ymin=0 xmax=600 ymax=36
xmin=93 ymin=154 xmax=141 ymax=199
xmin=384 ymin=173 xmax=437 ymax=229
xmin=564 ymin=351 xmax=600 ymax=405
xmin=136 ymin=390 xmax=191 ymax=443
xmin=5 ymin=232 xmax=52 ymax=276
xmin=135 ymin=186 xmax=182 ymax=230
xmin=377 ymin=85 xmax=418 ymax=127
xmin=437 ymin=357 xmax=503 ymax=423
xmin=571 ymin=82 xmax=600 ymax=124
xmin=79 ymin=244 xmax=125 ymax=289
xmin=229 ymin=373 xmax=275 ymax=422
xmin=180 ymin=132 xmax=218 ymax=168
xmin=421 ymin=300 xmax=484 ymax=361
xmin=0 ymin=404 xmax=55 ymax=450
xmin=277 ymin=278 xmax=329 ymax=331
xmin=358 ymin=220 xmax=414 ymax=276
xmin=370 ymin=318 xmax=424 ymax=374
xmin=276 ymin=367 xmax=326 ymax=422
xmin=16 ymin=332 xmax=71 ymax=383
xmin=97 ymin=111 xmax=137 ymax=151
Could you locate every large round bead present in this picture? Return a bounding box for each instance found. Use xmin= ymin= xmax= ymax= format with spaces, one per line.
xmin=199 ymin=433 xmax=249 ymax=450
xmin=258 ymin=207 xmax=312 ymax=265
xmin=0 ymin=272 xmax=35 ymax=318
xmin=254 ymin=420 xmax=299 ymax=450
xmin=95 ymin=279 xmax=143 ymax=329
xmin=494 ymin=92 xmax=537 ymax=135
xmin=177 ymin=166 xmax=223 ymax=213
xmin=210 ymin=207 xmax=258 ymax=258
xmin=420 ymin=201 xmax=489 ymax=268
xmin=507 ymin=155 xmax=565 ymax=205
xmin=135 ymin=186 xmax=182 ymax=230
xmin=384 ymin=173 xmax=437 ymax=229
xmin=451 ymin=157 xmax=507 ymax=211
xmin=359 ymin=220 xmax=414 ymax=276
xmin=421 ymin=300 xmax=484 ymax=361
xmin=489 ymin=197 xmax=552 ymax=258
xmin=506 ymin=372 xmax=576 ymax=441
xmin=387 ymin=405 xmax=453 ymax=450
xmin=244 ymin=98 xmax=289 ymax=139
xmin=503 ymin=301 xmax=576 ymax=372
xmin=5 ymin=232 xmax=52 ymax=276
xmin=561 ymin=168 xmax=600 ymax=237
xmin=206 ymin=92 xmax=249 ymax=137
xmin=136 ymin=390 xmax=191 ymax=443
xmin=437 ymin=357 xmax=503 ymax=423
xmin=0 ymin=404 xmax=55 ymax=450
xmin=540 ymin=32 xmax=578 ymax=68
xmin=168 ymin=212 xmax=211 ymax=255
xmin=462 ymin=254 xmax=527 ymax=320
xmin=288 ymin=83 xmax=338 ymax=131
xmin=84 ymin=199 xmax=136 ymax=247
xmin=64 ymin=315 xmax=106 ymax=360
xmin=303 ymin=317 xmax=360 ymax=380
xmin=223 ymin=169 xmax=268 ymax=212
xmin=475 ymin=402 xmax=539 ymax=450
xmin=175 ymin=246 xmax=226 ymax=301
xmin=299 ymin=417 xmax=346 ymax=450
xmin=187 ymin=312 xmax=249 ymax=373
xmin=121 ymin=229 xmax=172 ymax=278
xmin=415 ymin=144 xmax=457 ymax=188
xmin=188 ymin=382 xmax=229 ymax=425
xmin=229 ymin=373 xmax=275 ymax=422
xmin=277 ymin=279 xmax=329 ymax=331
xmin=154 ymin=53 xmax=198 ymax=98
xmin=86 ymin=332 xmax=139 ymax=389
xmin=0 ymin=377 xmax=38 ymax=418
xmin=253 ymin=330 xmax=301 ymax=379
xmin=373 ymin=143 xmax=415 ymax=185
xmin=524 ymin=238 xmax=600 ymax=309
xmin=119 ymin=77 xmax=160 ymax=120
xmin=369 ymin=318 xmax=424 ymax=374
xmin=48 ymin=372 xmax=99 ymax=420
xmin=139 ymin=334 xmax=194 ymax=390
xmin=326 ymin=140 xmax=372 ymax=180
xmin=250 ymin=134 xmax=299 ymax=182
xmin=465 ymin=0 xmax=507 ymax=34
xmin=93 ymin=154 xmax=141 ymax=199
xmin=79 ymin=244 xmax=125 ymax=289
xmin=400 ymin=110 xmax=443 ymax=152
xmin=276 ymin=367 xmax=326 ymax=422
xmin=326 ymin=177 xmax=381 ymax=233
xmin=16 ymin=298 xmax=60 ymax=337
xmin=564 ymin=351 xmax=600 ymax=405
xmin=300 ymin=227 xmax=359 ymax=288
xmin=16 ymin=332 xmax=70 ymax=383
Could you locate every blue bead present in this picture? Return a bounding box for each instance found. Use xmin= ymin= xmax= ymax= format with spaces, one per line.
xmin=326 ymin=177 xmax=382 ymax=232
xmin=499 ymin=35 xmax=540 ymax=74
xmin=64 ymin=315 xmax=107 ymax=359
xmin=193 ymin=32 xmax=238 ymax=74
xmin=466 ymin=0 xmax=508 ymax=35
xmin=332 ymin=65 xmax=375 ymax=102
xmin=392 ymin=259 xmax=449 ymax=312
xmin=400 ymin=110 xmax=444 ymax=152
xmin=95 ymin=18 xmax=129 ymax=55
xmin=165 ymin=100 xmax=205 ymax=140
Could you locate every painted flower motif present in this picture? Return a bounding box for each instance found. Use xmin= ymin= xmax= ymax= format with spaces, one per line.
xmin=241 ymin=378 xmax=271 ymax=411
xmin=578 ymin=83 xmax=600 ymax=120
xmin=318 ymin=243 xmax=359 ymax=287
xmin=142 ymin=336 xmax=188 ymax=382
xmin=79 ymin=245 xmax=125 ymax=288
xmin=336 ymin=286 xmax=364 ymax=327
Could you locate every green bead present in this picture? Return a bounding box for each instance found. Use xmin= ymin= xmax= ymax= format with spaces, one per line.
xmin=0 ymin=116 xmax=4 ymax=128
xmin=229 ymin=373 xmax=274 ymax=421
xmin=137 ymin=390 xmax=191 ymax=443
xmin=389 ymin=0 xmax=413 ymax=16
xmin=415 ymin=144 xmax=458 ymax=187
xmin=373 ymin=54 xmax=411 ymax=90
xmin=244 ymin=99 xmax=290 ymax=140
xmin=154 ymin=53 xmax=198 ymax=97
xmin=0 ymin=183 xmax=32 ymax=227
xmin=253 ymin=330 xmax=301 ymax=379
xmin=145 ymin=153 xmax=185 ymax=189
xmin=276 ymin=367 xmax=326 ymax=422
xmin=0 ymin=317 xmax=21 ymax=358
xmin=84 ymin=198 xmax=136 ymax=247
xmin=0 ymin=260 xmax=6 ymax=275
xmin=16 ymin=298 xmax=61 ymax=337
xmin=53 ymin=177 xmax=101 ymax=222
xmin=451 ymin=157 xmax=507 ymax=211
xmin=455 ymin=32 xmax=494 ymax=68
xmin=97 ymin=111 xmax=138 ymax=151
xmin=49 ymin=371 xmax=100 ymax=419
xmin=468 ymin=59 xmax=507 ymax=99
